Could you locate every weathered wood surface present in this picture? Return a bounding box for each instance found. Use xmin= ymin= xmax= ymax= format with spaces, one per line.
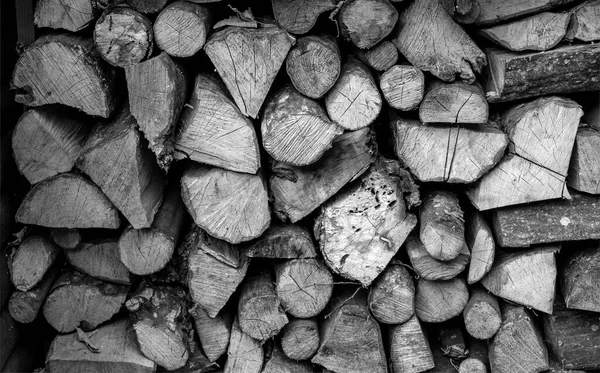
xmin=66 ymin=238 xmax=132 ymax=285
xmin=463 ymin=287 xmax=502 ymax=340
xmin=560 ymin=243 xmax=600 ymax=313
xmin=415 ymin=277 xmax=469 ymax=323
xmin=9 ymin=235 xmax=59 ymax=291
xmin=154 ymin=2 xmax=212 ymax=57
xmin=419 ymin=81 xmax=488 ymax=124
xmin=192 ymin=307 xmax=231 ymax=362
xmin=33 ymin=0 xmax=97 ymax=32
xmin=355 ymin=41 xmax=398 ymax=72
xmin=380 ymin=65 xmax=424 ymax=111
xmin=565 ymin=0 xmax=600 ymax=42
xmin=246 ymin=224 xmax=317 ymax=259
xmin=9 ymin=264 xmax=59 ymax=324
xmin=406 ymin=235 xmax=470 ymax=281
xmin=419 ymin=190 xmax=465 ymax=261
xmin=272 ymin=0 xmax=336 ymax=34
xmin=224 ymin=317 xmax=263 ymax=373
xmin=388 ymin=314 xmax=434 ymax=373
xmin=280 ymin=318 xmax=319 ymax=361
xmin=465 ymin=210 xmax=495 ymax=284
xmin=471 ymin=0 xmax=578 ymax=26
xmin=368 ymin=263 xmax=415 ymax=324
xmin=567 ymin=127 xmax=600 ymax=194
xmin=262 ymin=343 xmax=313 ymax=373
xmin=337 ymin=0 xmax=398 ymax=49
xmin=50 ymin=228 xmax=82 ymax=250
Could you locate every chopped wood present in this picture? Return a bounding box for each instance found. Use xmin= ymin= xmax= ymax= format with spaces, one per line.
xmin=9 ymin=235 xmax=60 ymax=291
xmin=565 ymin=0 xmax=600 ymax=41
xmin=458 ymin=337 xmax=489 ymax=373
xmin=50 ymin=228 xmax=82 ymax=250
xmin=388 ymin=314 xmax=435 ymax=373
xmin=439 ymin=0 xmax=481 ymax=24
xmin=0 ymin=308 xmax=19 ymax=370
xmin=66 ymin=238 xmax=132 ymax=285
xmin=204 ymin=26 xmax=295 ymax=118
xmin=280 ymin=317 xmax=319 ymax=361
xmin=415 ymin=277 xmax=469 ymax=323
xmin=463 ymin=287 xmax=501 ymax=340
xmin=246 ymin=224 xmax=317 ymax=259
xmin=325 ymin=56 xmax=382 ymax=130
xmin=9 ymin=264 xmax=59 ymax=324
xmin=472 ymin=0 xmax=578 ymax=26
xmin=337 ymin=0 xmax=398 ymax=49
xmin=127 ymin=0 xmax=168 ymax=13
xmin=419 ymin=190 xmax=465 ymax=261
xmin=355 ymin=41 xmax=398 ymax=72
xmin=560 ymin=243 xmax=600 ymax=313
xmin=154 ymin=2 xmax=212 ymax=57
xmin=419 ymin=81 xmax=488 ymax=124
xmin=439 ymin=326 xmax=468 ymax=359
xmin=33 ymin=0 xmax=96 ymax=32
xmin=263 ymin=342 xmax=313 ymax=373
xmin=367 ymin=262 xmax=415 ymax=324
xmin=465 ymin=210 xmax=495 ymax=284
xmin=380 ymin=65 xmax=425 ymax=111
xmin=567 ymin=127 xmax=600 ymax=194
xmin=584 ymin=101 xmax=600 ymax=130
xmin=192 ymin=307 xmax=231 ymax=362
xmin=224 ymin=317 xmax=263 ymax=373
xmin=272 ymin=0 xmax=336 ymax=34
xmin=12 ymin=34 xmax=116 ymax=118
xmin=270 ymin=127 xmax=376 ymax=223
xmin=406 ymin=235 xmax=470 ymax=281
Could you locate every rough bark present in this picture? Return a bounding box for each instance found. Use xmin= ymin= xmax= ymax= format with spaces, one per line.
xmin=50 ymin=228 xmax=82 ymax=250
xmin=9 ymin=264 xmax=59 ymax=324
xmin=337 ymin=0 xmax=398 ymax=49
xmin=388 ymin=314 xmax=435 ymax=373
xmin=463 ymin=286 xmax=502 ymax=340
xmin=379 ymin=65 xmax=425 ymax=111
xmin=192 ymin=306 xmax=231 ymax=362
xmin=224 ymin=317 xmax=264 ymax=373
xmin=419 ymin=190 xmax=465 ymax=261
xmin=419 ymin=81 xmax=488 ymax=124
xmin=465 ymin=210 xmax=495 ymax=284
xmin=246 ymin=224 xmax=317 ymax=259
xmin=271 ymin=0 xmax=336 ymax=34
xmin=9 ymin=235 xmax=60 ymax=291
xmin=280 ymin=317 xmax=319 ymax=360
xmin=565 ymin=0 xmax=600 ymax=42
xmin=154 ymin=2 xmax=212 ymax=57
xmin=406 ymin=235 xmax=470 ymax=281
xmin=415 ymin=277 xmax=469 ymax=323
xmin=355 ymin=41 xmax=398 ymax=72
xmin=472 ymin=0 xmax=578 ymax=26
xmin=66 ymin=237 xmax=132 ymax=285
xmin=567 ymin=127 xmax=600 ymax=194
xmin=560 ymin=243 xmax=600 ymax=313
xmin=367 ymin=262 xmax=415 ymax=324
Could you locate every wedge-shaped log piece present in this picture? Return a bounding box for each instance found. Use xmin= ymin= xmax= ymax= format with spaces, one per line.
xmin=272 ymin=0 xmax=336 ymax=34
xmin=489 ymin=304 xmax=549 ymax=373
xmin=281 ymin=317 xmax=319 ymax=360
xmin=263 ymin=343 xmax=313 ymax=373
xmin=34 ymin=0 xmax=97 ymax=32
xmin=355 ymin=41 xmax=398 ymax=72
xmin=12 ymin=34 xmax=116 ymax=117
xmin=246 ymin=224 xmax=317 ymax=258
xmin=315 ymin=157 xmax=418 ymax=285
xmin=174 ymin=73 xmax=260 ymax=174
xmin=568 ymin=127 xmax=600 ymax=194
xmin=561 ymin=244 xmax=600 ymax=313
xmin=465 ymin=210 xmax=495 ymax=284
xmin=270 ymin=127 xmax=376 ymax=222
xmin=50 ymin=228 xmax=82 ymax=250
xmin=337 ymin=0 xmax=398 ymax=49
xmin=154 ymin=2 xmax=212 ymax=57
xmin=9 ymin=235 xmax=60 ymax=291
xmin=473 ymin=0 xmax=578 ymax=26
xmin=205 ymin=26 xmax=295 ymax=118
xmin=415 ymin=277 xmax=469 ymax=323
xmin=79 ymin=108 xmax=166 ymax=229
xmin=262 ymin=84 xmax=342 ymax=166
xmin=566 ymin=0 xmax=600 ymax=42
xmin=9 ymin=264 xmax=59 ymax=324
xmin=181 ymin=165 xmax=270 ymax=243
xmin=392 ymin=0 xmax=486 ymax=83
xmin=16 ymin=173 xmax=121 ymax=229
xmin=224 ymin=317 xmax=263 ymax=373
xmin=66 ymin=238 xmax=132 ymax=285
xmin=311 ymin=287 xmax=387 ymax=373
xmin=46 ymin=318 xmax=156 ymax=373
xmin=458 ymin=337 xmax=489 ymax=373
xmin=389 ymin=314 xmax=434 ymax=373
xmin=419 ymin=81 xmax=488 ymax=124
xmin=463 ymin=286 xmax=502 ymax=340
xmin=368 ymin=262 xmax=415 ymax=324
xmin=192 ymin=307 xmax=231 ymax=362
xmin=380 ymin=65 xmax=424 ymax=111
xmin=406 ymin=235 xmax=470 ymax=281
xmin=391 ymin=117 xmax=507 ymax=184
xmin=481 ymin=246 xmax=558 ymax=313
xmin=419 ymin=190 xmax=465 ymax=261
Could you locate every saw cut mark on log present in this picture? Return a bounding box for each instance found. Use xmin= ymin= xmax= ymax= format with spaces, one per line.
xmin=9 ymin=235 xmax=59 ymax=291
xmin=34 ymin=0 xmax=95 ymax=32
xmin=565 ymin=0 xmax=600 ymax=42
xmin=419 ymin=81 xmax=488 ymax=124
xmin=224 ymin=317 xmax=264 ymax=373
xmin=465 ymin=210 xmax=495 ymax=284
xmin=66 ymin=238 xmax=132 ymax=285
xmin=415 ymin=277 xmax=469 ymax=323
xmin=154 ymin=1 xmax=212 ymax=57
xmin=246 ymin=224 xmax=317 ymax=259
xmin=388 ymin=314 xmax=435 ymax=373
xmin=463 ymin=286 xmax=502 ymax=340
xmin=567 ymin=127 xmax=600 ymax=194
xmin=337 ymin=0 xmax=398 ymax=49
xmin=380 ymin=65 xmax=424 ymax=111
xmin=355 ymin=41 xmax=398 ymax=72
xmin=280 ymin=317 xmax=320 ymax=360
xmin=368 ymin=263 xmax=415 ymax=325
xmin=192 ymin=306 xmax=231 ymax=362
xmin=271 ymin=0 xmax=336 ymax=35
xmin=561 ymin=243 xmax=600 ymax=313
xmin=419 ymin=190 xmax=465 ymax=261
xmin=50 ymin=228 xmax=82 ymax=250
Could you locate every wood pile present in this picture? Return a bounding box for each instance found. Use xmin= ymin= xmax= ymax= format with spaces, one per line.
xmin=1 ymin=0 xmax=600 ymax=372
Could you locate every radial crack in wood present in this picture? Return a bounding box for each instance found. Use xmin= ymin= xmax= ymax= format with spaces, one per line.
xmin=419 ymin=81 xmax=488 ymax=124
xmin=380 ymin=65 xmax=425 ymax=111
xmin=154 ymin=2 xmax=212 ymax=57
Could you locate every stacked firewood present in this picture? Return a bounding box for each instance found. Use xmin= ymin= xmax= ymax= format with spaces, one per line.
xmin=1 ymin=0 xmax=599 ymax=372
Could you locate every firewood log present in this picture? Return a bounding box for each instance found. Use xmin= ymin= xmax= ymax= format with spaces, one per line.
xmin=489 ymin=304 xmax=549 ymax=373
xmin=567 ymin=127 xmax=600 ymax=194
xmin=78 ymin=108 xmax=166 ymax=229
xmin=439 ymin=0 xmax=481 ymax=24
xmin=12 ymin=34 xmax=117 ymax=118
xmin=270 ymin=127 xmax=376 ymax=222
xmin=272 ymin=0 xmax=335 ymax=34
xmin=224 ymin=317 xmax=264 ymax=373
xmin=43 ymin=269 xmax=128 ymax=333
xmin=66 ymin=238 xmax=132 ymax=285
xmin=192 ymin=307 xmax=231 ymax=362
xmin=126 ymin=283 xmax=191 ymax=370
xmin=154 ymin=2 xmax=212 ymax=57
xmin=262 ymin=84 xmax=342 ymax=166
xmin=50 ymin=228 xmax=82 ymax=250
xmin=280 ymin=317 xmax=319 ymax=360
xmin=415 ymin=277 xmax=469 ymax=323
xmin=354 ymin=41 xmax=398 ymax=72
xmin=467 ymin=97 xmax=582 ymax=210
xmin=419 ymin=81 xmax=488 ymax=124
xmin=481 ymin=246 xmax=558 ymax=313
xmin=311 ymin=287 xmax=387 ymax=373
xmin=391 ymin=117 xmax=508 ymax=183
xmin=465 ymin=210 xmax=495 ymax=284
xmin=367 ymin=262 xmax=415 ymax=324
xmin=463 ymin=286 xmax=501 ymax=340
xmin=419 ymin=190 xmax=465 ymax=261
xmin=263 ymin=343 xmax=313 ymax=373
xmin=315 ymin=157 xmax=417 ymax=285
xmin=125 ymin=53 xmax=186 ymax=169
xmin=170 ymin=336 xmax=216 ymax=373
xmin=543 ymin=296 xmax=600 ymax=370
xmin=484 ymin=44 xmax=600 ymax=103
xmin=204 ymin=25 xmax=295 ymax=118
xmin=472 ymin=0 xmax=578 ymax=26
xmin=246 ymin=224 xmax=317 ymax=259
xmin=181 ymin=165 xmax=270 ymax=244
xmin=491 ymin=192 xmax=600 ymax=247
xmin=0 ymin=308 xmax=18 ymax=370
xmin=459 ymin=337 xmax=489 ymax=373
xmin=561 ymin=243 xmax=600 ymax=313
xmin=275 ymin=258 xmax=333 ymax=318
xmin=9 ymin=235 xmax=60 ymax=291
xmin=174 ymin=73 xmax=260 ymax=174
xmin=119 ymin=184 xmax=187 ymax=275
xmin=325 ymin=57 xmax=382 ymax=130
xmin=585 ymin=101 xmax=600 ymax=131
xmin=388 ymin=314 xmax=435 ymax=373
xmin=12 ymin=107 xmax=89 ymax=184
xmin=438 ymin=326 xmax=468 ymax=359
xmin=392 ymin=0 xmax=486 ymax=83
xmin=286 ymin=35 xmax=341 ymax=99
xmin=565 ymin=0 xmax=600 ymax=41
xmin=127 ymin=0 xmax=168 ymax=13
xmin=9 ymin=264 xmax=59 ymax=324
xmin=337 ymin=0 xmax=398 ymax=49
xmin=33 ymin=0 xmax=99 ymax=32
xmin=379 ymin=65 xmax=425 ymax=111
xmin=46 ymin=318 xmax=156 ymax=373
xmin=187 ymin=227 xmax=249 ymax=317
xmin=546 ymin=359 xmax=588 ymax=373
xmin=406 ymin=235 xmax=470 ymax=281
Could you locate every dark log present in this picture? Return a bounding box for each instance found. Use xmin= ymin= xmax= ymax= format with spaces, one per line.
xmin=337 ymin=0 xmax=398 ymax=49
xmin=1 ymin=341 xmax=40 ymax=373
xmin=463 ymin=286 xmax=501 ymax=340
xmin=280 ymin=317 xmax=319 ymax=360
xmin=368 ymin=262 xmax=415 ymax=324
xmin=50 ymin=228 xmax=82 ymax=250
xmin=127 ymin=0 xmax=169 ymax=13
xmin=379 ymin=65 xmax=425 ymax=111
xmin=33 ymin=0 xmax=98 ymax=32
xmin=262 ymin=343 xmax=313 ymax=373
xmin=8 ymin=264 xmax=60 ymax=324
xmin=0 ymin=308 xmax=19 ymax=370
xmin=565 ymin=0 xmax=600 ymax=42
xmin=567 ymin=127 xmax=600 ymax=194
xmin=388 ymin=314 xmax=435 ymax=373
xmin=415 ymin=277 xmax=469 ymax=323
xmin=66 ymin=238 xmax=132 ymax=284
xmin=458 ymin=337 xmax=489 ymax=373
xmin=223 ymin=317 xmax=263 ymax=373
xmin=271 ymin=0 xmax=336 ymax=34
xmin=584 ymin=101 xmax=600 ymax=131
xmin=419 ymin=81 xmax=488 ymax=124
xmin=465 ymin=210 xmax=495 ymax=284
xmin=9 ymin=235 xmax=59 ymax=291
xmin=246 ymin=224 xmax=317 ymax=259
xmin=561 ymin=243 xmax=600 ymax=313
xmin=154 ymin=2 xmax=212 ymax=57
xmin=419 ymin=190 xmax=465 ymax=261
xmin=192 ymin=306 xmax=231 ymax=362
xmin=406 ymin=235 xmax=469 ymax=281
xmin=355 ymin=41 xmax=398 ymax=72
xmin=472 ymin=0 xmax=578 ymax=26
xmin=0 ymin=253 xmax=10 ymax=311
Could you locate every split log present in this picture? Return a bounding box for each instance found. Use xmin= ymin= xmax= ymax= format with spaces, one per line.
xmin=472 ymin=0 xmax=578 ymax=26
xmin=93 ymin=7 xmax=154 ymax=67
xmin=50 ymin=228 xmax=82 ymax=250
xmin=391 ymin=117 xmax=508 ymax=183
xmin=459 ymin=337 xmax=489 ymax=373
xmin=246 ymin=224 xmax=317 ymax=259
xmin=33 ymin=0 xmax=98 ymax=32
xmin=170 ymin=334 xmax=216 ymax=373
xmin=270 ymin=127 xmax=376 ymax=223
xmin=126 ymin=283 xmax=191 ymax=371
xmin=12 ymin=34 xmax=116 ymax=118
xmin=415 ymin=277 xmax=469 ymax=323
xmin=483 ymin=44 xmax=600 ymax=103
xmin=565 ymin=0 xmax=600 ymax=42
xmin=66 ymin=238 xmax=132 ymax=284
xmin=46 ymin=318 xmax=156 ymax=373
xmin=204 ymin=25 xmax=295 ymax=118
xmin=43 ymin=269 xmax=128 ymax=333
xmin=271 ymin=0 xmax=336 ymax=34
xmin=367 ymin=262 xmax=415 ymax=324
xmin=12 ymin=107 xmax=89 ymax=184
xmin=388 ymin=314 xmax=435 ymax=373
xmin=125 ymin=53 xmax=186 ymax=169
xmin=439 ymin=0 xmax=481 ymax=24
xmin=9 ymin=264 xmax=59 ymax=324
xmin=419 ymin=81 xmax=488 ymax=124
xmin=9 ymin=235 xmax=60 ymax=291
xmin=463 ymin=287 xmax=501 ymax=340
xmin=489 ymin=304 xmax=549 ymax=373
xmin=392 ymin=0 xmax=486 ymax=83
xmin=275 ymin=258 xmax=333 ymax=318
xmin=119 ymin=184 xmax=187 ymax=275
xmin=192 ymin=307 xmax=231 ymax=362
xmin=78 ymin=108 xmax=166 ymax=229
xmin=355 ymin=41 xmax=398 ymax=72
xmin=406 ymin=235 xmax=470 ymax=281
xmin=224 ymin=317 xmax=263 ymax=373
xmin=439 ymin=326 xmax=468 ymax=359
xmin=567 ymin=127 xmax=600 ymax=194
xmin=311 ymin=287 xmax=387 ymax=373
xmin=337 ymin=0 xmax=398 ymax=49
xmin=325 ymin=57 xmax=382 ymax=130
xmin=286 ymin=35 xmax=341 ymax=99
xmin=379 ymin=65 xmax=425 ymax=111
xmin=0 ymin=308 xmax=18 ymax=370
xmin=154 ymin=2 xmax=212 ymax=57
xmin=419 ymin=190 xmax=465 ymax=261
xmin=315 ymin=157 xmax=418 ymax=285
xmin=174 ymin=73 xmax=260 ymax=174
xmin=127 ymin=0 xmax=168 ymax=13
xmin=465 ymin=210 xmax=495 ymax=284
xmin=263 ymin=343 xmax=313 ymax=373
xmin=467 ymin=97 xmax=582 ymax=210
xmin=481 ymin=246 xmax=558 ymax=313
xmin=181 ymin=165 xmax=270 ymax=243
xmin=561 ymin=244 xmax=600 ymax=313
xmin=491 ymin=192 xmax=600 ymax=247
xmin=262 ymin=84 xmax=342 ymax=166
xmin=280 ymin=318 xmax=319 ymax=360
